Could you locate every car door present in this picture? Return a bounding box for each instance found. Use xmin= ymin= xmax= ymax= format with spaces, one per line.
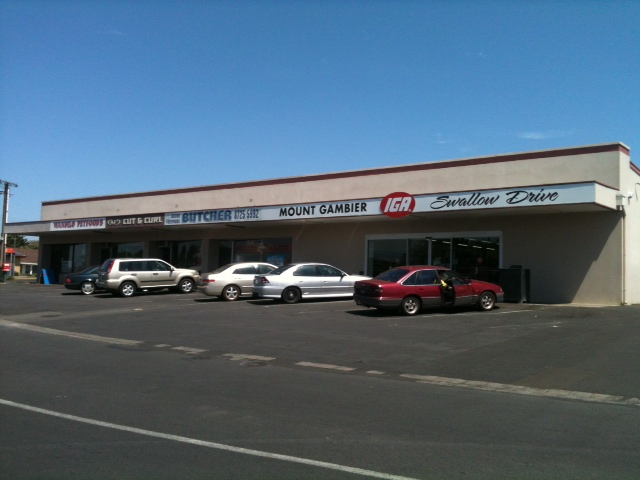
xmin=317 ymin=264 xmax=349 ymax=296
xmin=148 ymin=260 xmax=173 ymax=287
xmin=291 ymin=265 xmax=323 ymax=297
xmin=232 ymin=265 xmax=258 ymax=294
xmin=128 ymin=261 xmax=153 ymax=288
xmin=442 ymin=270 xmax=474 ymax=306
xmin=412 ymin=269 xmax=442 ymax=307
xmin=400 ymin=270 xmax=441 ymax=306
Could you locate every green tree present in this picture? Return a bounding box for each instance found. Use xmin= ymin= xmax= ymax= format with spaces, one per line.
xmin=5 ymin=234 xmax=31 ymax=248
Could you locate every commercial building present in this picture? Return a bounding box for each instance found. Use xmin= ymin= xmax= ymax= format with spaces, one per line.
xmin=7 ymin=143 xmax=639 ymax=305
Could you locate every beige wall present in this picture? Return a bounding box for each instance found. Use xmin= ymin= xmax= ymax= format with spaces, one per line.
xmin=622 ymin=165 xmax=640 ymax=304
xmin=502 ymin=212 xmax=623 ymax=304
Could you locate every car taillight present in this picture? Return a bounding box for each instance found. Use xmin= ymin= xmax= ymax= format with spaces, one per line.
xmin=65 ymin=278 xmax=72 ymax=284
xmin=106 ymin=261 xmax=114 ymax=274
xmin=255 ymin=276 xmax=269 ymax=285
xmin=202 ymin=279 xmax=215 ymax=284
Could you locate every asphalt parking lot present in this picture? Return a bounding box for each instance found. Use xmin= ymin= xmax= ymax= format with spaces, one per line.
xmin=2 ymin=281 xmax=640 ymax=479
xmin=2 ymin=281 xmax=640 ymax=402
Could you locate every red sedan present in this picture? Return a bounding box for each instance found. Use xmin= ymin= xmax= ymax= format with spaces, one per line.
xmin=353 ymin=266 xmax=504 ymax=316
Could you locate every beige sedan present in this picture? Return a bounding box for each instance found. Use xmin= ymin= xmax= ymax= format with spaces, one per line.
xmin=198 ymin=262 xmax=277 ymax=301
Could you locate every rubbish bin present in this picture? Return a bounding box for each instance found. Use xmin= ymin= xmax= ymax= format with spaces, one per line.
xmin=498 ymin=267 xmax=530 ymax=303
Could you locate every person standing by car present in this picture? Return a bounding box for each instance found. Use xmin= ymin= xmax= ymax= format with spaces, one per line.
xmin=440 ymin=271 xmax=455 ymax=305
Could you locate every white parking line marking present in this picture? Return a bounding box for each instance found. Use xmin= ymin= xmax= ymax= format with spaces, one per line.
xmin=223 ymin=353 xmax=277 ymax=362
xmin=400 ymin=374 xmax=640 ymax=407
xmin=0 ymin=319 xmax=142 ymax=346
xmin=296 ymin=362 xmax=356 ymax=372
xmin=0 ymin=399 xmax=419 ymax=480
xmin=171 ymin=346 xmax=209 ymax=354
xmin=489 ymin=322 xmax=563 ymax=328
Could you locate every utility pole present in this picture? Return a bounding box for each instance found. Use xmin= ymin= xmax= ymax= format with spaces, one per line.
xmin=1 ymin=179 xmax=18 ymax=283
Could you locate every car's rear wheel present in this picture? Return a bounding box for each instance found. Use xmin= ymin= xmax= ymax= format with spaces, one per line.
xmin=222 ymin=284 xmax=240 ymax=301
xmin=80 ymin=281 xmax=96 ymax=295
xmin=281 ymin=287 xmax=301 ymax=304
xmin=119 ymin=281 xmax=136 ymax=297
xmin=178 ymin=278 xmax=195 ymax=294
xmin=400 ymin=296 xmax=421 ymax=316
xmin=478 ymin=291 xmax=496 ymax=311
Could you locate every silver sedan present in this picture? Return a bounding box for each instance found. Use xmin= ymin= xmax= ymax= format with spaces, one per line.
xmin=198 ymin=262 xmax=277 ymax=301
xmin=252 ymin=262 xmax=370 ymax=304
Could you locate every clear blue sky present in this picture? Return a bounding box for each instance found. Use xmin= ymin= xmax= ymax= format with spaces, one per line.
xmin=1 ymin=0 xmax=639 ymax=223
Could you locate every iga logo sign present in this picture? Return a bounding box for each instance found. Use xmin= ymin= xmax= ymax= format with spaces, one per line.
xmin=380 ymin=192 xmax=416 ymax=218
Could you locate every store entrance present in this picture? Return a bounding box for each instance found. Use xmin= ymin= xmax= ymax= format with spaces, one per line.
xmin=366 ymin=234 xmax=501 ymax=282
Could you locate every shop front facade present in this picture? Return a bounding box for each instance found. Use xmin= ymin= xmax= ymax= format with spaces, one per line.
xmin=7 ymin=143 xmax=639 ymax=305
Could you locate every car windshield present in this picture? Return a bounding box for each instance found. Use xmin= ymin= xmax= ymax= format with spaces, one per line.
xmin=374 ymin=268 xmax=411 ymax=283
xmin=79 ymin=266 xmax=98 ymax=274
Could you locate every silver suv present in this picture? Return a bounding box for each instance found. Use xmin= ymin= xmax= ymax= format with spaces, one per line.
xmin=97 ymin=258 xmax=201 ymax=297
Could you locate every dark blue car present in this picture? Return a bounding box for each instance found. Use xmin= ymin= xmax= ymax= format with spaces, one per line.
xmin=63 ymin=265 xmax=101 ymax=295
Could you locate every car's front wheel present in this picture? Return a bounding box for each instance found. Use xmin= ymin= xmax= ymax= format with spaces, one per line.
xmin=119 ymin=281 xmax=136 ymax=297
xmin=478 ymin=291 xmax=496 ymax=311
xmin=222 ymin=284 xmax=240 ymax=301
xmin=400 ymin=296 xmax=421 ymax=316
xmin=80 ymin=281 xmax=96 ymax=295
xmin=178 ymin=278 xmax=195 ymax=294
xmin=281 ymin=287 xmax=301 ymax=304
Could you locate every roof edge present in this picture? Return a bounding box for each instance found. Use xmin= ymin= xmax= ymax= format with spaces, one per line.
xmin=42 ymin=142 xmax=630 ymax=207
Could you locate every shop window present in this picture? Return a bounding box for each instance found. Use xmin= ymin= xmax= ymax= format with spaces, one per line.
xmin=171 ymin=240 xmax=201 ymax=270
xmin=367 ymin=239 xmax=407 ymax=276
xmin=367 ymin=235 xmax=500 ymax=280
xmin=408 ymin=239 xmax=428 ymax=265
xmin=232 ymin=238 xmax=291 ymax=265
xmin=116 ymin=242 xmax=143 ymax=258
xmin=218 ymin=240 xmax=233 ymax=266
xmin=430 ymin=239 xmax=451 ymax=267
xmin=452 ymin=237 xmax=500 ymax=282
xmin=50 ymin=243 xmax=87 ymax=274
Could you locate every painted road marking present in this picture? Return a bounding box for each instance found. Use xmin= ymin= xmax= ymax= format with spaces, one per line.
xmin=171 ymin=346 xmax=209 ymax=354
xmin=489 ymin=321 xmax=563 ymax=328
xmin=296 ymin=361 xmax=356 ymax=372
xmin=400 ymin=374 xmax=640 ymax=407
xmin=0 ymin=399 xmax=419 ymax=480
xmin=0 ymin=319 xmax=142 ymax=346
xmin=223 ymin=353 xmax=277 ymax=362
